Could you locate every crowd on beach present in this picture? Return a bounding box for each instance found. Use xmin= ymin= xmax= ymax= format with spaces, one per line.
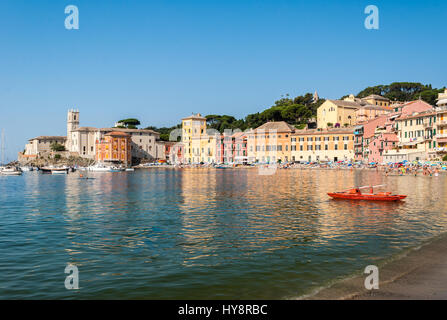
xmin=143 ymin=160 xmax=447 ymax=177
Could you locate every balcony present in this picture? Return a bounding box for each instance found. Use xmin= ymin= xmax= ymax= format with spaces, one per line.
xmin=436 ymin=134 xmax=447 ymax=139
xmin=437 ymin=120 xmax=447 ymax=126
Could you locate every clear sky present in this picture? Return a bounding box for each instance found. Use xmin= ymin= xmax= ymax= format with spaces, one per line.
xmin=0 ymin=0 xmax=446 ymax=161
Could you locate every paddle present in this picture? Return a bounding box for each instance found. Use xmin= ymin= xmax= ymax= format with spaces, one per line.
xmin=340 ymin=184 xmax=386 ymax=192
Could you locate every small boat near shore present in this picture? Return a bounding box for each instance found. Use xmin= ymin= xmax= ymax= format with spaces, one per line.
xmin=1 ymin=167 xmax=22 ymax=176
xmin=40 ymin=166 xmax=70 ymax=174
xmin=328 ymin=185 xmax=407 ymax=202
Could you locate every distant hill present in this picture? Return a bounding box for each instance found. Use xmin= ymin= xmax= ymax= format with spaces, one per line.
xmin=148 ymin=82 xmax=445 ymax=140
xmin=356 ymin=82 xmax=444 ymax=105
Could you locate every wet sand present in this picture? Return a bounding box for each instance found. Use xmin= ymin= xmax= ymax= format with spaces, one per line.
xmin=306 ymin=232 xmax=447 ymax=300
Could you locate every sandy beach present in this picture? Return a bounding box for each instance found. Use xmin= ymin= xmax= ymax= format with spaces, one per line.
xmin=306 ymin=232 xmax=447 ymax=300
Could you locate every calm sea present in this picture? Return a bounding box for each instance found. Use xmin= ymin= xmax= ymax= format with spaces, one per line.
xmin=1 ymin=168 xmax=447 ymax=299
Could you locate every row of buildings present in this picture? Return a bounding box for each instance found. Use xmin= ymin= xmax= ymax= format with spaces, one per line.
xmin=20 ymin=89 xmax=447 ymax=166
xmin=21 ymin=110 xmax=164 ymax=166
xmin=175 ymin=90 xmax=447 ymax=164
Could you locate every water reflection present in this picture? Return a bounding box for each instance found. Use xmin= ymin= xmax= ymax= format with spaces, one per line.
xmin=1 ymin=169 xmax=447 ymax=299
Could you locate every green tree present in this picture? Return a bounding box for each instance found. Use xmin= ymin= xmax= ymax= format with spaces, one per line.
xmin=116 ymin=118 xmax=141 ymax=129
xmin=50 ymin=142 xmax=66 ymax=152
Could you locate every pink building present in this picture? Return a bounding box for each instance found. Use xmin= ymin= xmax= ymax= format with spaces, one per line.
xmin=233 ymin=132 xmax=248 ymax=164
xmin=391 ymin=99 xmax=433 ymax=116
xmin=220 ymin=132 xmax=248 ymax=164
xmin=367 ymin=132 xmax=399 ymax=163
xmin=355 ymin=100 xmax=434 ymax=162
xmin=355 ymin=105 xmax=391 ymax=123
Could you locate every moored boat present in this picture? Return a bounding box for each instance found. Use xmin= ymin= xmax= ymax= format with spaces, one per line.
xmin=1 ymin=167 xmax=22 ymax=176
xmin=40 ymin=166 xmax=70 ymax=174
xmin=328 ymin=185 xmax=407 ymax=201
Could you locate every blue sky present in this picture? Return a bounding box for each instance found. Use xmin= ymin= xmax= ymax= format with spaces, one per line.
xmin=0 ymin=0 xmax=446 ymax=161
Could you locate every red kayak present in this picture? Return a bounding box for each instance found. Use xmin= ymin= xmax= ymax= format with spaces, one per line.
xmin=328 ymin=187 xmax=406 ymax=201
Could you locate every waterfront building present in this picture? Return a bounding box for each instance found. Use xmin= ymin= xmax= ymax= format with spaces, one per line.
xmin=182 ymin=113 xmax=208 ymax=164
xmin=23 ymin=109 xmax=164 ymax=164
xmin=291 ymin=128 xmax=355 ymax=162
xmin=252 ymin=122 xmax=295 ymax=163
xmin=233 ymin=132 xmax=248 ymax=164
xmin=66 ymin=109 xmax=80 ymax=151
xmin=162 ymin=141 xmax=184 ymax=164
xmin=69 ymin=126 xmax=100 ymax=159
xmin=353 ymin=125 xmax=364 ymax=161
xmin=95 ymin=131 xmax=132 ymax=166
xmin=383 ymin=109 xmax=437 ymax=162
xmin=99 ymin=128 xmax=163 ymax=162
xmin=218 ymin=131 xmax=249 ymax=164
xmin=434 ymin=89 xmax=447 ymax=156
xmin=356 ymin=115 xmax=389 ymax=161
xmin=24 ymin=136 xmax=67 ymax=156
xmin=367 ymin=132 xmax=399 ymax=163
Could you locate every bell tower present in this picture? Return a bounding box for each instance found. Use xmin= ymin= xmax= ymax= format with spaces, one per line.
xmin=67 ymin=109 xmax=80 ymax=151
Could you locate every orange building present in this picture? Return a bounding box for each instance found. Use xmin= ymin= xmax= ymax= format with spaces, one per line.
xmin=95 ymin=132 xmax=132 ymax=166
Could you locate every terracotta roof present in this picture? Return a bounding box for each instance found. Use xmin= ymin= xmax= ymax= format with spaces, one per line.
xmin=105 ymin=131 xmax=131 ymax=137
xmin=358 ymin=104 xmax=391 ymax=111
xmin=74 ymin=127 xmax=98 ymax=132
xmin=292 ymin=128 xmax=355 ymax=136
xmin=362 ymin=94 xmax=390 ymax=101
xmin=30 ymin=136 xmax=67 ymax=141
xmin=327 ymin=99 xmax=363 ymax=109
xmin=100 ymin=127 xmax=159 ymax=135
xmin=255 ymin=121 xmax=296 ymax=133
xmin=396 ymin=110 xmax=437 ymax=121
xmin=182 ymin=113 xmax=207 ymax=121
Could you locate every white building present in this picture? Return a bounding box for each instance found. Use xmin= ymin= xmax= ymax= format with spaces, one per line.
xmin=25 ymin=136 xmax=67 ymax=155
xmin=24 ymin=109 xmax=165 ymax=163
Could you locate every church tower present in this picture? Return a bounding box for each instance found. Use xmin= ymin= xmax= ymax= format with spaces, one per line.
xmin=67 ymin=109 xmax=80 ymax=151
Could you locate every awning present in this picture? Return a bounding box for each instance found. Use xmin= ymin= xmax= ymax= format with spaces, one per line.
xmin=437 ymin=99 xmax=447 ymax=106
xmin=399 ymin=140 xmax=420 ymax=146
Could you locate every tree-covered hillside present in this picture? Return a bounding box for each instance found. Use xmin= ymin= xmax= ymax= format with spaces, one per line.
xmin=147 ymin=82 xmax=445 ymax=140
xmin=356 ymin=82 xmax=444 ymax=105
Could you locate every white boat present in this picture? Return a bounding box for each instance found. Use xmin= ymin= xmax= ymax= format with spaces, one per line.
xmin=51 ymin=168 xmax=68 ymax=174
xmin=20 ymin=166 xmax=33 ymax=172
xmin=1 ymin=167 xmax=22 ymax=176
xmin=125 ymin=168 xmax=135 ymax=172
xmin=88 ymin=164 xmax=113 ymax=172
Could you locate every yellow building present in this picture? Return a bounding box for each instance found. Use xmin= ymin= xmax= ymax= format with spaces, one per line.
xmin=435 ymin=89 xmax=447 ymax=156
xmin=317 ymin=100 xmax=360 ymax=129
xmin=251 ymin=121 xmax=295 ymax=163
xmin=181 ymin=113 xmax=222 ymax=164
xmin=291 ymin=128 xmax=355 ymax=162
xmin=362 ymin=94 xmax=391 ymax=107
xmin=182 ymin=113 xmax=208 ymax=164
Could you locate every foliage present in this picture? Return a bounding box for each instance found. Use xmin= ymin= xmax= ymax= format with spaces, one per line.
xmin=144 ymin=82 xmax=444 ymax=138
xmin=145 ymin=124 xmax=182 ymax=141
xmin=116 ymin=118 xmax=141 ymax=129
xmin=356 ymin=82 xmax=445 ymax=105
xmin=443 ymin=155 xmax=447 ymax=162
xmin=50 ymin=142 xmax=66 ymax=152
